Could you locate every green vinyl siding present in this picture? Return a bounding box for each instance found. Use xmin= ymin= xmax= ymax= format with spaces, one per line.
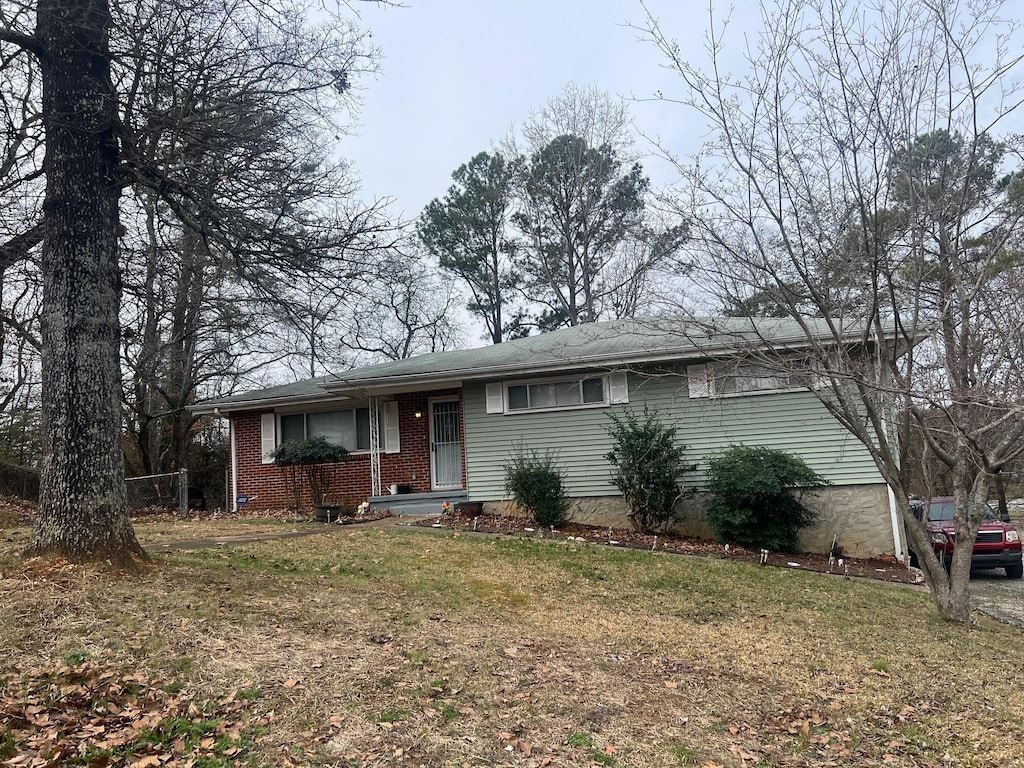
xmin=462 ymin=370 xmax=883 ymax=500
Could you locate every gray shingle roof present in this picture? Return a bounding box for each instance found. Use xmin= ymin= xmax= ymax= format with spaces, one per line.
xmin=193 ymin=316 xmax=881 ymax=412
xmin=191 ymin=375 xmax=339 ymax=411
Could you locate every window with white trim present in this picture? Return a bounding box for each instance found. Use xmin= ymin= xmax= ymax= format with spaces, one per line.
xmin=507 ymin=377 xmax=605 ymax=410
xmin=688 ymin=362 xmax=809 ymax=398
xmin=715 ymin=364 xmax=796 ymax=395
xmin=280 ymin=407 xmax=374 ymax=451
xmin=275 ymin=402 xmax=400 ymax=454
xmin=486 ymin=372 xmax=628 ymax=414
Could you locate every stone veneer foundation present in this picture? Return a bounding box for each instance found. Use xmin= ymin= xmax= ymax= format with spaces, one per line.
xmin=482 ymin=483 xmax=895 ymax=557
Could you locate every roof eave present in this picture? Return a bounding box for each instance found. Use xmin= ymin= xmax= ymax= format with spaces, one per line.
xmin=188 ymin=391 xmax=350 ymax=415
xmin=322 ymin=332 xmax=850 ymax=393
xmin=191 ymin=323 xmax=909 ymax=410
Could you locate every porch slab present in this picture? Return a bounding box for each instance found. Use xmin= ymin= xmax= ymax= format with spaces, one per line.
xmin=370 ymin=489 xmax=467 ymax=516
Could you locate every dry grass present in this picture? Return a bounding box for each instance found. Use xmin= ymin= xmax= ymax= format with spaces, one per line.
xmin=1 ymin=522 xmax=1023 ymax=767
xmin=0 ymin=514 xmax=318 ymax=551
xmin=131 ymin=516 xmax=319 ymax=547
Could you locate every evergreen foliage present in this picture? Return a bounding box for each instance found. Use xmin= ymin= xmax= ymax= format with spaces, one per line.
xmin=503 ymin=445 xmax=572 ymax=527
xmin=706 ymin=446 xmax=826 ymax=551
xmin=605 ymin=407 xmax=686 ymax=532
xmin=273 ymin=436 xmax=349 ymax=466
xmin=418 ymin=151 xmax=525 ymax=343
xmin=274 ymin=436 xmax=349 ymax=508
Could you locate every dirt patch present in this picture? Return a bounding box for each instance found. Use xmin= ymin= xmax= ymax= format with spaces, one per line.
xmin=415 ymin=511 xmax=920 ymax=584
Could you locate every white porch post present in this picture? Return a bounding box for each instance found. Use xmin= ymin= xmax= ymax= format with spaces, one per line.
xmin=369 ymin=395 xmax=382 ymax=497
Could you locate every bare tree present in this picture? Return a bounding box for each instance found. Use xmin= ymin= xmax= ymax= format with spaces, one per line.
xmin=519 ymin=82 xmax=636 ymax=160
xmin=339 ymin=246 xmax=462 ymax=362
xmin=507 ymin=85 xmax=689 ymax=330
xmin=0 ymin=0 xmax=148 ymax=565
xmin=0 ymin=0 xmax=388 ymax=562
xmin=272 ymin=282 xmax=358 ymax=380
xmin=641 ymin=0 xmax=1024 ymax=622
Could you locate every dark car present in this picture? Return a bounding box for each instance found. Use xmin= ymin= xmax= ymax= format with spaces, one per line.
xmin=911 ymin=497 xmax=1022 ymax=578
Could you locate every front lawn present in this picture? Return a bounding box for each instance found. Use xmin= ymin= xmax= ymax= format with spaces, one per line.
xmin=1 ymin=523 xmax=1020 ymax=767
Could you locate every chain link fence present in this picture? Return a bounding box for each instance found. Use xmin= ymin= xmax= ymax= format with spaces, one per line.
xmin=0 ymin=462 xmax=40 ymax=502
xmin=0 ymin=464 xmax=202 ymax=517
xmin=126 ymin=469 xmax=189 ymax=516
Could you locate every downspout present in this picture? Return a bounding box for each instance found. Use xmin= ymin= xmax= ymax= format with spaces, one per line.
xmin=887 ymin=483 xmax=906 ymax=563
xmin=228 ymin=412 xmax=238 ymax=513
xmin=877 ymin=335 xmax=906 ymax=562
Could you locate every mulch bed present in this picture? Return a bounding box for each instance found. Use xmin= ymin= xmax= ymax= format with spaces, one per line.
xmin=412 ymin=510 xmax=922 ymax=585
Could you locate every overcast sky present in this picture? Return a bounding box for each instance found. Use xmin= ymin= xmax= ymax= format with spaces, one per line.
xmin=343 ymin=0 xmax=716 ymax=221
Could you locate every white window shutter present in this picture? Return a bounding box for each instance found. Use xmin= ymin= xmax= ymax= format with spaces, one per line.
xmin=485 ymin=382 xmax=504 ymax=414
xmin=260 ymin=413 xmax=276 ymax=463
xmin=383 ymin=401 xmax=400 ymax=453
xmin=687 ymin=364 xmax=710 ymax=398
xmin=608 ymin=371 xmax=629 ymax=404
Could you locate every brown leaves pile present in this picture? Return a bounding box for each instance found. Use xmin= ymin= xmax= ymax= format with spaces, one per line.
xmin=0 ymin=661 xmax=254 ymax=767
xmin=0 ymin=497 xmax=37 ymax=525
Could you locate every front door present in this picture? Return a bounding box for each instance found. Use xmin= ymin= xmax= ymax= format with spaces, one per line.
xmin=430 ymin=399 xmax=462 ymax=490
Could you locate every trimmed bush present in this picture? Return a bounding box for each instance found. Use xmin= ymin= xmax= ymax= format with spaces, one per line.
xmin=503 ymin=446 xmax=572 ymax=528
xmin=273 ymin=436 xmax=349 ymax=467
xmin=706 ymin=445 xmax=826 ymax=551
xmin=274 ymin=436 xmax=349 ymax=508
xmin=605 ymin=407 xmax=687 ymax=532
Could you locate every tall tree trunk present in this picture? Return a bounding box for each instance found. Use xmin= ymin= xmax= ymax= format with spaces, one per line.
xmin=27 ymin=0 xmax=147 ymax=566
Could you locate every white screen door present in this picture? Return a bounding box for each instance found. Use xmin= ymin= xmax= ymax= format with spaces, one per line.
xmin=430 ymin=400 xmax=462 ymax=489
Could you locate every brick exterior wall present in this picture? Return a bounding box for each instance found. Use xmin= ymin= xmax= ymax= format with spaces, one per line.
xmin=232 ymin=388 xmax=464 ymax=510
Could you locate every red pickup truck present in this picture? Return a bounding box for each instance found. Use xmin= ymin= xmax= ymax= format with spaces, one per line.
xmin=911 ymin=497 xmax=1022 ymax=578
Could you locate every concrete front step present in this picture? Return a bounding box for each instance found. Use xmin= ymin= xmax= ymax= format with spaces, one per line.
xmin=370 ymin=490 xmax=467 ymax=516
